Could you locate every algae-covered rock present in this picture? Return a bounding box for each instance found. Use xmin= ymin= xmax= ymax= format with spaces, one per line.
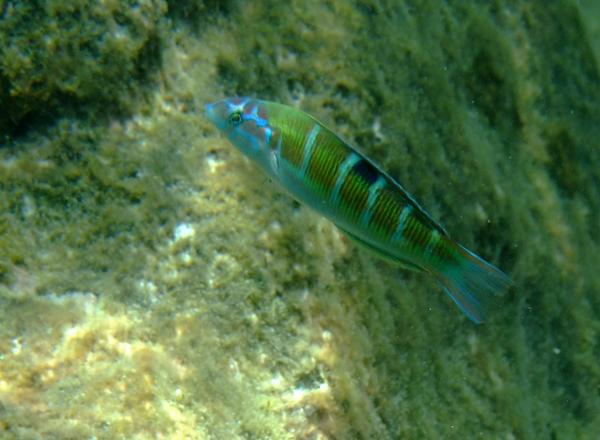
xmin=0 ymin=0 xmax=166 ymax=138
xmin=0 ymin=0 xmax=599 ymax=438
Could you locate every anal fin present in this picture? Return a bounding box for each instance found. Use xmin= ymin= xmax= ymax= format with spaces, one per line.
xmin=337 ymin=226 xmax=423 ymax=272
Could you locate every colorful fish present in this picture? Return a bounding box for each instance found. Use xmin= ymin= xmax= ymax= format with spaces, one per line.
xmin=205 ymin=98 xmax=511 ymax=323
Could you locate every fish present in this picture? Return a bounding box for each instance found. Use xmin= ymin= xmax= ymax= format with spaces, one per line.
xmin=205 ymin=97 xmax=512 ymax=323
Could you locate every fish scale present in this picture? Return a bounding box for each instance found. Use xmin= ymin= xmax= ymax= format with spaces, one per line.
xmin=206 ymin=97 xmax=512 ymax=323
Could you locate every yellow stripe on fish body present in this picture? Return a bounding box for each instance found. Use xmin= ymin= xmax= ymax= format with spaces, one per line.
xmin=205 ymin=97 xmax=512 ymax=323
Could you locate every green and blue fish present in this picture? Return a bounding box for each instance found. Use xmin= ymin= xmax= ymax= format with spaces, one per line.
xmin=205 ymin=98 xmax=511 ymax=323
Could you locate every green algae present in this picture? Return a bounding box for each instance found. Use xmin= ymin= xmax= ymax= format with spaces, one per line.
xmin=0 ymin=0 xmax=166 ymax=138
xmin=1 ymin=0 xmax=600 ymax=438
xmin=580 ymin=0 xmax=600 ymax=64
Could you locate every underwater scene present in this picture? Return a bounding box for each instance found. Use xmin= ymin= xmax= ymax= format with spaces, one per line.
xmin=1 ymin=1 xmax=599 ymax=438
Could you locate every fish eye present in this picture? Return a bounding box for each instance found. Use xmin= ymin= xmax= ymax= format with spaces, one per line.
xmin=228 ymin=111 xmax=243 ymax=127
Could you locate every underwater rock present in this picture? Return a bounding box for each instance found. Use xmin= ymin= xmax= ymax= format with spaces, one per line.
xmin=0 ymin=0 xmax=599 ymax=438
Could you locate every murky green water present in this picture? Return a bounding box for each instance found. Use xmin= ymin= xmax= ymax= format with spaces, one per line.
xmin=1 ymin=1 xmax=599 ymax=438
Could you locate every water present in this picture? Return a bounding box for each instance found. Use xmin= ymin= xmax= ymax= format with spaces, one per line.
xmin=0 ymin=1 xmax=599 ymax=438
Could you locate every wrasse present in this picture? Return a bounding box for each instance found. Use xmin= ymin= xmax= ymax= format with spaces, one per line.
xmin=205 ymin=98 xmax=511 ymax=323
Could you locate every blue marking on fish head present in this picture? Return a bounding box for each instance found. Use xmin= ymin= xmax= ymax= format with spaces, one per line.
xmin=205 ymin=97 xmax=273 ymax=166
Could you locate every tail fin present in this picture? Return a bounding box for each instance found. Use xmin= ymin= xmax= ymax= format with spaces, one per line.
xmin=435 ymin=244 xmax=512 ymax=324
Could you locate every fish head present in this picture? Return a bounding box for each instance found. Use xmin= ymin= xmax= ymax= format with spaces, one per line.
xmin=205 ymin=97 xmax=279 ymax=175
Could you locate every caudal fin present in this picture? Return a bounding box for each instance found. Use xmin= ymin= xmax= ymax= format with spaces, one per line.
xmin=435 ymin=244 xmax=512 ymax=323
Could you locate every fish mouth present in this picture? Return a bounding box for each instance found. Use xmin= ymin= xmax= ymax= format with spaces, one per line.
xmin=204 ymin=102 xmax=216 ymax=122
